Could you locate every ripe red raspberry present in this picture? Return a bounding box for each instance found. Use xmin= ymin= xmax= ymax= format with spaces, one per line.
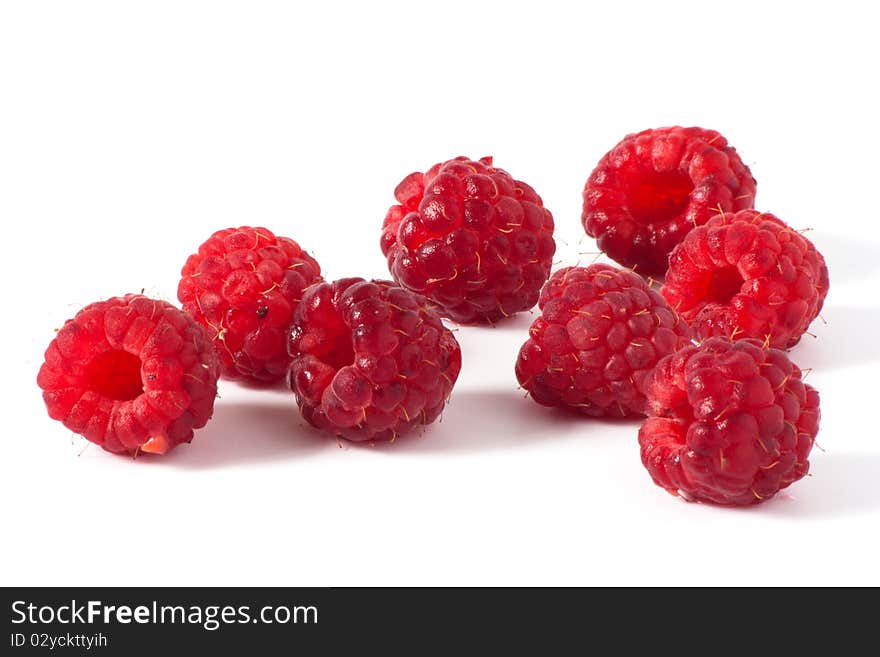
xmin=178 ymin=226 xmax=322 ymax=383
xmin=515 ymin=264 xmax=692 ymax=418
xmin=639 ymin=337 xmax=820 ymax=505
xmin=381 ymin=156 xmax=556 ymax=323
xmin=582 ymin=126 xmax=756 ymax=276
xmin=288 ymin=278 xmax=462 ymax=442
xmin=37 ymin=295 xmax=220 ymax=455
xmin=661 ymin=210 xmax=829 ymax=348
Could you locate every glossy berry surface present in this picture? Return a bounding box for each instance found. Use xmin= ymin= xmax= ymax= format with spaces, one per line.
xmin=178 ymin=226 xmax=322 ymax=382
xmin=515 ymin=264 xmax=692 ymax=418
xmin=381 ymin=156 xmax=556 ymax=323
xmin=288 ymin=278 xmax=461 ymax=442
xmin=37 ymin=294 xmax=220 ymax=455
xmin=582 ymin=126 xmax=756 ymax=276
xmin=662 ymin=210 xmax=829 ymax=348
xmin=639 ymin=337 xmax=820 ymax=505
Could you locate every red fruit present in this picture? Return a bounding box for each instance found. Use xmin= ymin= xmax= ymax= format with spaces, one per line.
xmin=37 ymin=294 xmax=220 ymax=455
xmin=582 ymin=126 xmax=756 ymax=276
xmin=515 ymin=264 xmax=692 ymax=418
xmin=178 ymin=226 xmax=322 ymax=382
xmin=662 ymin=210 xmax=829 ymax=348
xmin=639 ymin=337 xmax=819 ymax=505
xmin=381 ymin=156 xmax=556 ymax=323
xmin=288 ymin=278 xmax=462 ymax=442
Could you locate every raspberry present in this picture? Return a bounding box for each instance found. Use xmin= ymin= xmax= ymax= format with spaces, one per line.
xmin=638 ymin=337 xmax=820 ymax=505
xmin=36 ymin=295 xmax=220 ymax=455
xmin=178 ymin=226 xmax=322 ymax=382
xmin=661 ymin=210 xmax=829 ymax=348
xmin=288 ymin=278 xmax=462 ymax=442
xmin=515 ymin=264 xmax=692 ymax=418
xmin=381 ymin=156 xmax=556 ymax=323
xmin=582 ymin=126 xmax=756 ymax=276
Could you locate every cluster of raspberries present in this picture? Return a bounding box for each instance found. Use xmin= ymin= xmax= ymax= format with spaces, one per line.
xmin=38 ymin=127 xmax=828 ymax=508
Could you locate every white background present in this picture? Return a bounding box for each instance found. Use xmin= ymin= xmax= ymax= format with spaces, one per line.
xmin=2 ymin=1 xmax=878 ymax=586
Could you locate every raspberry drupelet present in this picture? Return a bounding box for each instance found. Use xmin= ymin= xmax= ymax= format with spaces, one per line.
xmin=639 ymin=337 xmax=820 ymax=505
xmin=582 ymin=126 xmax=756 ymax=276
xmin=37 ymin=294 xmax=220 ymax=455
xmin=381 ymin=156 xmax=556 ymax=323
xmin=515 ymin=264 xmax=692 ymax=418
xmin=288 ymin=278 xmax=462 ymax=442
xmin=661 ymin=210 xmax=829 ymax=348
xmin=178 ymin=226 xmax=322 ymax=383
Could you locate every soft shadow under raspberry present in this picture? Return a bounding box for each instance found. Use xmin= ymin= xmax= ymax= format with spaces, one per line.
xmin=809 ymin=231 xmax=880 ymax=283
xmin=375 ymin=387 xmax=639 ymax=454
xmin=453 ymin=310 xmax=536 ymax=332
xmin=156 ymin=400 xmax=329 ymax=469
xmin=756 ymin=451 xmax=880 ymax=518
xmin=792 ymin=305 xmax=880 ymax=372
